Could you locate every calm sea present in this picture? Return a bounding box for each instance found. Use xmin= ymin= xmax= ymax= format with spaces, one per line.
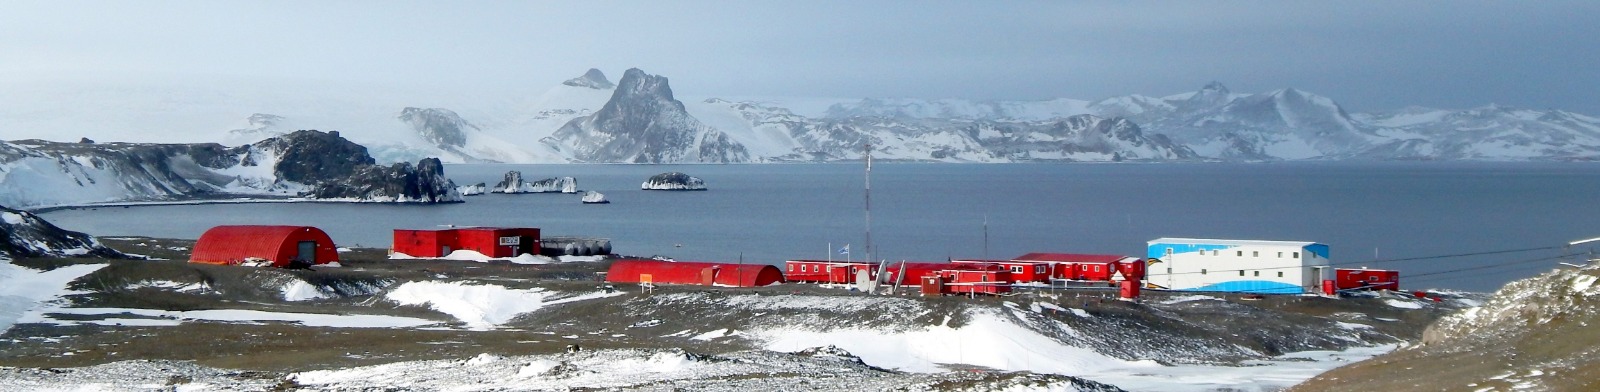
xmin=37 ymin=162 xmax=1600 ymax=292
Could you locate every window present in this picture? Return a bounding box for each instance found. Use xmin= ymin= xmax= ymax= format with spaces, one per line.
xmin=1201 ymin=269 xmax=1208 ymax=275
xmin=981 ymin=275 xmax=989 ymax=282
xmin=801 ymin=265 xmax=809 ymax=273
xmin=1094 ymin=266 xmax=1101 ymax=272
xmin=1237 ymin=251 xmax=1243 ymax=257
xmin=1294 ymin=252 xmax=1300 ymax=258
xmin=1166 ymin=268 xmax=1172 ymax=274
xmin=1239 ymin=270 xmax=1246 ymax=276
xmin=1253 ymin=271 xmax=1260 ymax=277
xmin=1277 ymin=252 xmax=1283 ymax=258
xmin=1010 ymin=266 xmax=1023 ymax=274
xmin=1166 ymin=248 xmax=1173 ymax=256
xmin=1213 ymin=250 xmax=1220 ymax=256
xmin=1252 ymin=251 xmax=1259 ymax=257
xmin=789 ymin=265 xmax=795 ymax=272
xmin=1277 ymin=271 xmax=1284 ymax=278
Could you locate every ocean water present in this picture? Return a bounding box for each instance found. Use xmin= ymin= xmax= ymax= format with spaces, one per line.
xmin=37 ymin=162 xmax=1600 ymax=292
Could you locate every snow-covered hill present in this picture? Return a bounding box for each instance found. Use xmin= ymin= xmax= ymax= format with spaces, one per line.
xmin=0 ymin=130 xmax=461 ymax=209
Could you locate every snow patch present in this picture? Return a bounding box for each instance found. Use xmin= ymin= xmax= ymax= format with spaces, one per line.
xmin=384 ymin=281 xmax=621 ymax=330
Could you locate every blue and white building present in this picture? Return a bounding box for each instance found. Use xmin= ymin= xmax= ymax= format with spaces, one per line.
xmin=1146 ymin=238 xmax=1331 ymax=294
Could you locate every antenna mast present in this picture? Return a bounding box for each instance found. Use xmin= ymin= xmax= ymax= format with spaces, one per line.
xmin=865 ymin=143 xmax=873 ymax=267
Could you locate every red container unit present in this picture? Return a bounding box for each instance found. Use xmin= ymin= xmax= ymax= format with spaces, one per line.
xmin=784 ymin=260 xmax=876 ymax=284
xmin=921 ymin=269 xmax=1013 ymax=296
xmin=190 ymin=225 xmax=340 ymax=268
xmin=607 ymin=259 xmax=785 ymax=287
xmin=393 ymin=227 xmax=541 ymax=258
xmin=1334 ymin=268 xmax=1400 ymax=291
xmin=951 ymin=259 xmax=1051 ymax=283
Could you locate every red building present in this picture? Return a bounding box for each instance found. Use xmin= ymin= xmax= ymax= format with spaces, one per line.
xmin=883 ymin=262 xmax=960 ymax=285
xmin=784 ymin=260 xmax=876 ymax=284
xmin=190 ymin=225 xmax=340 ymax=268
xmin=921 ymin=269 xmax=1013 ymax=296
xmin=1335 ymin=268 xmax=1400 ymax=291
xmin=952 ymin=259 xmax=1051 ymax=283
xmin=392 ymin=227 xmax=541 ymax=258
xmin=607 ymin=259 xmax=784 ymax=287
xmin=1013 ymin=253 xmax=1144 ymax=282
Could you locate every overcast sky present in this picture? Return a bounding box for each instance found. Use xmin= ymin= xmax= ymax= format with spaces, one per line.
xmin=3 ymin=1 xmax=1598 ymax=114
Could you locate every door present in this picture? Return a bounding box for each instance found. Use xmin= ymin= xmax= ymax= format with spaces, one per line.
xmin=297 ymin=241 xmax=317 ymax=263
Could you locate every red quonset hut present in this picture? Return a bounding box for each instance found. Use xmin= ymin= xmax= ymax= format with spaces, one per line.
xmin=1014 ymin=253 xmax=1145 ymax=282
xmin=189 ymin=225 xmax=339 ymax=268
xmin=1335 ymin=268 xmax=1401 ymax=291
xmin=606 ymin=259 xmax=784 ymax=287
xmin=952 ymin=259 xmax=1051 ymax=283
xmin=784 ymin=260 xmax=877 ymax=284
xmin=392 ymin=227 xmax=541 ymax=258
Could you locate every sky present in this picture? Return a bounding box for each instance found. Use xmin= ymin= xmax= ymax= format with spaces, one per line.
xmin=3 ymin=1 xmax=1599 ymax=114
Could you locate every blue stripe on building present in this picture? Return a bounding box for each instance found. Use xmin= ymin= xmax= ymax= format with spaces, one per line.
xmin=1146 ymin=243 xmax=1236 ymax=259
xmin=1184 ymin=280 xmax=1305 ymax=294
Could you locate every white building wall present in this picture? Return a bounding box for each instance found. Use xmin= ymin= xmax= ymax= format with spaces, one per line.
xmin=1147 ymin=239 xmax=1330 ymax=294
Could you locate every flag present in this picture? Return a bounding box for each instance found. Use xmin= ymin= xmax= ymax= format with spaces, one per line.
xmin=838 ymin=244 xmax=850 ymax=255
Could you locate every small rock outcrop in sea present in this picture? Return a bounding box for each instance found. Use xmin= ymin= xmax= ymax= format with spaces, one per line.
xmin=1 ymin=204 xmax=125 ymax=258
xmin=581 ymin=191 xmax=609 ymax=204
xmin=492 ymin=171 xmax=578 ymax=194
xmin=641 ymin=172 xmax=706 ymax=191
xmin=458 ymin=182 xmax=487 ymax=196
xmin=309 ymin=157 xmax=463 ymax=203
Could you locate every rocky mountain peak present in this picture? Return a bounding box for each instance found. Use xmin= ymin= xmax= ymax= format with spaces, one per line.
xmin=563 ymin=68 xmax=616 ymax=90
xmin=1185 ymin=81 xmax=1233 ymax=109
xmin=544 ymin=68 xmax=750 ymax=163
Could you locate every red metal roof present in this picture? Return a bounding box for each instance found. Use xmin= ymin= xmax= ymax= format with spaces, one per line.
xmin=607 ymin=259 xmax=784 ymax=287
xmin=190 ymin=225 xmax=339 ymax=268
xmin=1014 ymin=253 xmax=1129 ymax=263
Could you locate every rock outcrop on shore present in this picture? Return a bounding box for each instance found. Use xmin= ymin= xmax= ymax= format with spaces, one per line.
xmin=641 ymin=172 xmax=706 ymax=191
xmin=0 ymin=204 xmax=124 ymax=258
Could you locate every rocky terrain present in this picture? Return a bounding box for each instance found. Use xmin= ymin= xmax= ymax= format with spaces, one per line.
xmin=1293 ymin=262 xmax=1600 ymax=391
xmin=0 ymin=233 xmax=1473 ymax=391
xmin=0 ymin=130 xmax=461 ymax=208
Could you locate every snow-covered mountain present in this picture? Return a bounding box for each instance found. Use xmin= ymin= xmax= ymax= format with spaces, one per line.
xmin=823 ymin=82 xmax=1600 ymax=161
xmin=544 ymin=68 xmax=752 ymax=163
xmin=0 ymin=130 xmax=461 ymax=209
xmin=4 ymin=72 xmax=1598 ymax=163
